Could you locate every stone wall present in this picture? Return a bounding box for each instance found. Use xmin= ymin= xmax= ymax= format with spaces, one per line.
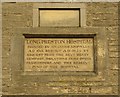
xmin=2 ymin=3 xmax=33 ymax=95
xmin=2 ymin=2 xmax=119 ymax=95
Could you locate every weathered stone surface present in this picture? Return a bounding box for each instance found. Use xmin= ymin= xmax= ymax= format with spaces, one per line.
xmin=2 ymin=45 xmax=10 ymax=58
xmin=2 ymin=37 xmax=11 ymax=45
xmin=40 ymin=10 xmax=79 ymax=27
xmin=109 ymin=40 xmax=118 ymax=46
xmin=109 ymin=52 xmax=119 ymax=58
xmin=2 ymin=2 xmax=119 ymax=95
xmin=24 ymin=38 xmax=94 ymax=72
xmin=109 ymin=46 xmax=119 ymax=52
xmin=91 ymin=87 xmax=112 ymax=94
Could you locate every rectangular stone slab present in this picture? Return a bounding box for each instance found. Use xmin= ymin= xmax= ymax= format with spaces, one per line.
xmin=24 ymin=38 xmax=94 ymax=72
xmin=39 ymin=9 xmax=80 ymax=27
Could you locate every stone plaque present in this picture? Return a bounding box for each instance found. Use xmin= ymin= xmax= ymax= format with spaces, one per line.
xmin=24 ymin=38 xmax=94 ymax=72
xmin=39 ymin=10 xmax=79 ymax=27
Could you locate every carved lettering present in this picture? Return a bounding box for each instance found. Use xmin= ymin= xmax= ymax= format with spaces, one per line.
xmin=24 ymin=38 xmax=94 ymax=71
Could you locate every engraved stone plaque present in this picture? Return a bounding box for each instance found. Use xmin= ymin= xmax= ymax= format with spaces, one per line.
xmin=24 ymin=37 xmax=94 ymax=72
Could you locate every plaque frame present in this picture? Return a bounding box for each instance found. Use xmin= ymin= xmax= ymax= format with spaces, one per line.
xmin=33 ymin=3 xmax=86 ymax=27
xmin=11 ymin=27 xmax=108 ymax=78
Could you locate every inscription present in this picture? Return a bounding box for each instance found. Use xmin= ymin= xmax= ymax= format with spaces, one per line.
xmin=24 ymin=38 xmax=94 ymax=71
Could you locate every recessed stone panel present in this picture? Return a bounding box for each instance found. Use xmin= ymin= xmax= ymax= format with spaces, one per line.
xmin=39 ymin=9 xmax=80 ymax=27
xmin=24 ymin=37 xmax=94 ymax=72
xmin=33 ymin=3 xmax=86 ymax=27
